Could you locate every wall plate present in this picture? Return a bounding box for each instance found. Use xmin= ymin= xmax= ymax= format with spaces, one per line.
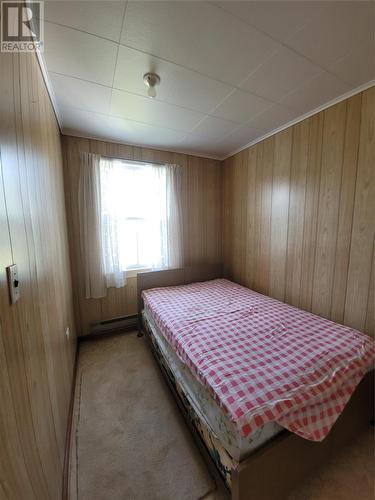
xmin=6 ymin=264 xmax=20 ymax=304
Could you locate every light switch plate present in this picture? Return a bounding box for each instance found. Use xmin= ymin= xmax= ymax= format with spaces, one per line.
xmin=6 ymin=264 xmax=20 ymax=304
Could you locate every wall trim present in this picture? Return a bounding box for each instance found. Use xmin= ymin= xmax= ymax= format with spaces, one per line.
xmin=35 ymin=49 xmax=63 ymax=131
xmin=222 ymin=80 xmax=375 ymax=161
xmin=62 ymin=339 xmax=79 ymax=500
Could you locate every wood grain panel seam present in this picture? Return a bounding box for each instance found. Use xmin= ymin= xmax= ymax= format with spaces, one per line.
xmin=284 ymin=130 xmax=293 ymax=303
xmin=329 ymin=101 xmax=348 ymax=317
xmin=0 ymin=149 xmax=14 ymax=262
xmin=267 ymin=143 xmax=275 ymax=295
xmin=299 ymin=118 xmax=314 ymax=309
xmin=340 ymin=101 xmax=363 ymax=322
xmin=310 ymin=109 xmax=327 ymax=313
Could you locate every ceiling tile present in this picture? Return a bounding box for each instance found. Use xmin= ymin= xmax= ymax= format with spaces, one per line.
xmin=280 ymin=71 xmax=352 ymax=114
xmin=213 ymin=124 xmax=266 ymax=157
xmin=60 ymin=106 xmax=186 ymax=148
xmin=180 ymin=123 xmax=265 ymax=158
xmin=44 ymin=22 xmax=118 ymax=86
xmin=121 ymin=1 xmax=280 ymax=85
xmin=286 ymin=1 xmax=374 ymax=69
xmin=329 ymin=42 xmax=375 ymax=87
xmin=59 ymin=106 xmax=110 ymax=138
xmin=215 ymin=1 xmax=327 ymax=42
xmin=44 ymin=0 xmax=126 ymax=42
xmin=49 ymin=73 xmax=112 ymax=115
xmin=247 ymin=104 xmax=299 ymax=131
xmin=110 ymin=89 xmax=204 ymax=132
xmin=190 ymin=115 xmax=240 ymax=139
xmin=113 ymin=45 xmax=233 ymax=113
xmin=240 ymin=46 xmax=321 ymax=102
xmin=178 ymin=133 xmax=222 ymax=158
xmin=104 ymin=116 xmax=187 ymax=149
xmin=212 ymin=89 xmax=271 ymax=124
xmin=43 ymin=0 xmax=371 ymax=158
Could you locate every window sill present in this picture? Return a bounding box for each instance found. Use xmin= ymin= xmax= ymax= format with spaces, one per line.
xmin=126 ymin=268 xmax=151 ymax=278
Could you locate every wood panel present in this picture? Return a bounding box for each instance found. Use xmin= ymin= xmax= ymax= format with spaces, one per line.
xmin=311 ymin=101 xmax=346 ymax=317
xmin=285 ymin=120 xmax=309 ymax=306
xmin=62 ymin=136 xmax=222 ymax=336
xmin=223 ymin=87 xmax=375 ymax=338
xmin=344 ymin=89 xmax=375 ymax=333
xmin=137 ymin=263 xmax=223 ymax=312
xmin=0 ymin=51 xmax=76 ymax=498
xmin=269 ymin=128 xmax=292 ymax=301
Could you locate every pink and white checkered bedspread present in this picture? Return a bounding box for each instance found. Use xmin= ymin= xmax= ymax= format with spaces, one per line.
xmin=142 ymin=279 xmax=375 ymax=441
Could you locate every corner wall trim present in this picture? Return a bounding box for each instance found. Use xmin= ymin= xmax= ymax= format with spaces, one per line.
xmin=35 ymin=49 xmax=63 ymax=132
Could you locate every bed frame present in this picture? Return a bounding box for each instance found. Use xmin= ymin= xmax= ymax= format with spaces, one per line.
xmin=137 ymin=265 xmax=374 ymax=500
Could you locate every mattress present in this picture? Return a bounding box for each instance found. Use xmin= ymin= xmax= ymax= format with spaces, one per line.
xmin=142 ymin=279 xmax=375 ymax=443
xmin=143 ymin=306 xmax=283 ymax=461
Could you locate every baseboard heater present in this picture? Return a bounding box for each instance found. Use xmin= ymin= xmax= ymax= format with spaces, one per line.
xmin=89 ymin=314 xmax=139 ymax=336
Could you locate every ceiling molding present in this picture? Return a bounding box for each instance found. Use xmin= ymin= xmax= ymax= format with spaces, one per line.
xmin=221 ymin=80 xmax=375 ymax=161
xmin=35 ymin=48 xmax=63 ymax=132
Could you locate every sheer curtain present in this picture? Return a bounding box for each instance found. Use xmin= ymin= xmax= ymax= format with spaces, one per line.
xmin=151 ymin=164 xmax=183 ymax=269
xmin=100 ymin=158 xmax=127 ymax=289
xmin=78 ymin=152 xmax=106 ymax=299
xmin=79 ymin=155 xmax=183 ymax=298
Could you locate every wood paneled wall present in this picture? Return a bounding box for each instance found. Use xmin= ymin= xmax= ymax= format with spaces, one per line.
xmin=0 ymin=52 xmax=76 ymax=498
xmin=223 ymin=87 xmax=374 ymax=338
xmin=62 ymin=136 xmax=222 ymax=336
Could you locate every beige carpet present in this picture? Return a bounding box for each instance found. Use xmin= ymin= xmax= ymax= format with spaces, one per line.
xmin=68 ymin=331 xmax=374 ymax=500
xmin=68 ymin=332 xmax=225 ymax=500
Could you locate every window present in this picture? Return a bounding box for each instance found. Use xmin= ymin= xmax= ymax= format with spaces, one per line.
xmin=99 ymin=158 xmax=182 ymax=287
xmin=78 ymin=152 xmax=182 ymax=298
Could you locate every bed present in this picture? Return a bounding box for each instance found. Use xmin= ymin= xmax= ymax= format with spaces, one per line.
xmin=138 ymin=266 xmax=375 ymax=500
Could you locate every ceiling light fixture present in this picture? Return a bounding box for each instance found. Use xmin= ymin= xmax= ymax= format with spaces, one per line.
xmin=143 ymin=72 xmax=160 ymax=98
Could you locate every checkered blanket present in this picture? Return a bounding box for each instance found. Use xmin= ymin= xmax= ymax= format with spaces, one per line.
xmin=142 ymin=279 xmax=375 ymax=441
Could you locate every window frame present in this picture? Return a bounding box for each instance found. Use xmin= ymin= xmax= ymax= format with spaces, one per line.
xmin=99 ymin=156 xmax=167 ymax=275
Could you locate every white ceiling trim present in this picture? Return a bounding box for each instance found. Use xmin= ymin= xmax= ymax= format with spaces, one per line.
xmin=35 ymin=48 xmax=63 ymax=131
xmin=222 ymin=80 xmax=375 ymax=161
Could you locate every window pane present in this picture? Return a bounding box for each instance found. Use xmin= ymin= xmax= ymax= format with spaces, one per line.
xmin=101 ymin=159 xmax=167 ymax=271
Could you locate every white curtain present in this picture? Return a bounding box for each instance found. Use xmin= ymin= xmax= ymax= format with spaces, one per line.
xmin=100 ymin=157 xmax=127 ymax=289
xmin=160 ymin=164 xmax=183 ymax=269
xmin=79 ymin=156 xmax=183 ymax=298
xmin=78 ymin=152 xmax=106 ymax=299
xmin=132 ymin=162 xmax=183 ymax=270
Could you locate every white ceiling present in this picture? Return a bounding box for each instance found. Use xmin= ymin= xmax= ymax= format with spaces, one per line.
xmin=41 ymin=0 xmax=375 ymax=159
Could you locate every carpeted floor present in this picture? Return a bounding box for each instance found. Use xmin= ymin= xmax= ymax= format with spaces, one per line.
xmin=68 ymin=332 xmax=374 ymax=500
xmin=68 ymin=331 xmax=226 ymax=500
